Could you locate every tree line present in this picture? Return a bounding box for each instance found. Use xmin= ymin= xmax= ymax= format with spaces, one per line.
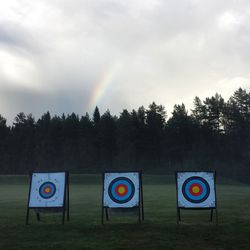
xmin=0 ymin=88 xmax=250 ymax=182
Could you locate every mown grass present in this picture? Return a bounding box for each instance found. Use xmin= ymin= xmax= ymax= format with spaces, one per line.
xmin=0 ymin=175 xmax=250 ymax=249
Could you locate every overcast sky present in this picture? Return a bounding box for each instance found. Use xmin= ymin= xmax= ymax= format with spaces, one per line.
xmin=1 ymin=0 xmax=250 ymax=123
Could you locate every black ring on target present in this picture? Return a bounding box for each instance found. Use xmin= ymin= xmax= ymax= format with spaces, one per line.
xmin=39 ymin=181 xmax=56 ymax=199
xmin=182 ymin=176 xmax=210 ymax=203
xmin=108 ymin=177 xmax=135 ymax=204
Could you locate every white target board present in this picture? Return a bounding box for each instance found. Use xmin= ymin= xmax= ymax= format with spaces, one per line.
xmin=176 ymin=172 xmax=216 ymax=208
xmin=29 ymin=172 xmax=66 ymax=208
xmin=103 ymin=172 xmax=140 ymax=208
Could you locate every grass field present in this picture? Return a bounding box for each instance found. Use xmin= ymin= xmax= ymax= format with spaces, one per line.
xmin=0 ymin=175 xmax=250 ymax=249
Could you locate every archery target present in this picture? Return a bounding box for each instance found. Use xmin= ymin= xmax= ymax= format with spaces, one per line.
xmin=103 ymin=172 xmax=139 ymax=208
xmin=29 ymin=172 xmax=66 ymax=208
xmin=177 ymin=172 xmax=216 ymax=208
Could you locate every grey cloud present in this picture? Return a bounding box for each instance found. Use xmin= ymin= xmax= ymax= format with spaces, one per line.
xmin=0 ymin=85 xmax=91 ymax=124
xmin=0 ymin=22 xmax=39 ymax=55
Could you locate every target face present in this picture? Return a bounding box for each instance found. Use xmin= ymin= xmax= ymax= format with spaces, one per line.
xmin=177 ymin=172 xmax=216 ymax=208
xmin=29 ymin=172 xmax=66 ymax=208
xmin=39 ymin=182 xmax=56 ymax=199
xmin=103 ymin=172 xmax=139 ymax=208
xmin=108 ymin=177 xmax=135 ymax=204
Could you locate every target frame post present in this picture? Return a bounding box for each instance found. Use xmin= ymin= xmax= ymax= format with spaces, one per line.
xmin=214 ymin=171 xmax=218 ymax=225
xmin=138 ymin=172 xmax=141 ymax=224
xmin=25 ymin=171 xmax=33 ymax=225
xmin=62 ymin=171 xmax=69 ymax=224
xmin=66 ymin=171 xmax=70 ymax=221
xmin=101 ymin=173 xmax=110 ymax=224
xmin=139 ymin=172 xmax=144 ymax=221
xmin=175 ymin=170 xmax=218 ymax=225
xmin=175 ymin=172 xmax=181 ymax=224
xmin=101 ymin=172 xmax=105 ymax=225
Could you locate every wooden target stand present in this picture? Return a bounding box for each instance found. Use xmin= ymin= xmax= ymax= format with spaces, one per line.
xmin=175 ymin=171 xmax=218 ymax=225
xmin=26 ymin=171 xmax=70 ymax=225
xmin=101 ymin=171 xmax=144 ymax=224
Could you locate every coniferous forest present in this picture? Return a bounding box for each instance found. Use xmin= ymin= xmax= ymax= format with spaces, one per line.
xmin=0 ymin=88 xmax=250 ymax=182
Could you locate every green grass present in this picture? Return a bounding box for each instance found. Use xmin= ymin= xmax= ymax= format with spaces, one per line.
xmin=0 ymin=175 xmax=250 ymax=249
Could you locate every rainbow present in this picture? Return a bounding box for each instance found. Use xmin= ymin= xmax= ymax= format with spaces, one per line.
xmin=88 ymin=63 xmax=121 ymax=113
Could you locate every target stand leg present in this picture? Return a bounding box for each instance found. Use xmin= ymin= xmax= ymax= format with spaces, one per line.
xmin=215 ymin=208 xmax=218 ymax=226
xmin=210 ymin=209 xmax=213 ymax=222
xmin=36 ymin=212 xmax=40 ymax=222
xmin=140 ymin=174 xmax=144 ymax=221
xmin=177 ymin=208 xmax=181 ymax=224
xmin=67 ymin=209 xmax=70 ymax=221
xmin=26 ymin=208 xmax=30 ymax=225
xmin=141 ymin=207 xmax=144 ymax=221
xmin=101 ymin=208 xmax=104 ymax=225
xmin=138 ymin=207 xmax=141 ymax=224
xmin=141 ymin=200 xmax=144 ymax=221
xmin=66 ymin=175 xmax=70 ymax=221
xmin=66 ymin=195 xmax=70 ymax=221
xmin=105 ymin=208 xmax=109 ymax=221
xmin=62 ymin=208 xmax=66 ymax=225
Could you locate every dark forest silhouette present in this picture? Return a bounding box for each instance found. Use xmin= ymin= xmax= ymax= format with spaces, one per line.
xmin=0 ymin=88 xmax=250 ymax=182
